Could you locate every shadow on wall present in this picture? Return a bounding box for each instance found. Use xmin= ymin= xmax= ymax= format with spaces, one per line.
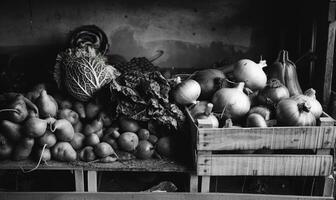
xmin=109 ymin=27 xmax=249 ymax=69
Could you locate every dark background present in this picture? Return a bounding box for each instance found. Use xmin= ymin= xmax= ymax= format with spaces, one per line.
xmin=0 ymin=0 xmax=330 ymax=100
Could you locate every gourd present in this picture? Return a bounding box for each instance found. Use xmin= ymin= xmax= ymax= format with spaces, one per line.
xmin=268 ymin=50 xmax=302 ymax=96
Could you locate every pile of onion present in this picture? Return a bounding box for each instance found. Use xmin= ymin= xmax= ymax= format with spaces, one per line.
xmin=212 ymin=82 xmax=251 ymax=120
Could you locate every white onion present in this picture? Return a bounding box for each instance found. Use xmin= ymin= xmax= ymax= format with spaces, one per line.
xmin=212 ymin=82 xmax=251 ymax=120
xmin=173 ymin=79 xmax=201 ymax=105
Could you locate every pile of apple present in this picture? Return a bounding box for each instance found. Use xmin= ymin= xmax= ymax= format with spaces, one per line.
xmin=0 ymin=84 xmax=173 ymax=163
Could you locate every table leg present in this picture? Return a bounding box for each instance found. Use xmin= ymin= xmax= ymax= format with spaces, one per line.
xmin=87 ymin=171 xmax=97 ymax=192
xmin=74 ymin=170 xmax=84 ymax=192
xmin=190 ymin=174 xmax=198 ymax=192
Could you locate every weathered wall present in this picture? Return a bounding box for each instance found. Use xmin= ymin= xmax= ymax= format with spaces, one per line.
xmin=0 ymin=0 xmax=328 ymax=94
xmin=0 ymin=0 xmax=274 ymax=69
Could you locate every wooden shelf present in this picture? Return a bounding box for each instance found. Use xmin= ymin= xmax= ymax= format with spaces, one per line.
xmin=0 ymin=192 xmax=333 ymax=200
xmin=0 ymin=158 xmax=189 ymax=173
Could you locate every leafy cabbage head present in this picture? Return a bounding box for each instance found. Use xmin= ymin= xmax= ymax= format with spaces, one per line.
xmin=54 ymin=46 xmax=119 ymax=101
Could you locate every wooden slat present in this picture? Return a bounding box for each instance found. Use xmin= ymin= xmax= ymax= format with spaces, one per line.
xmin=189 ymin=174 xmax=198 ymax=192
xmin=323 ymin=21 xmax=336 ymax=108
xmin=0 ymin=160 xmax=83 ymax=170
xmin=323 ymin=175 xmax=335 ymax=197
xmin=87 ymin=171 xmax=97 ymax=192
xmin=74 ymin=170 xmax=84 ymax=192
xmin=0 ymin=159 xmax=188 ymax=172
xmin=197 ymin=154 xmax=333 ymax=176
xmin=197 ymin=126 xmax=336 ymax=151
xmin=0 ymin=192 xmax=333 ymax=200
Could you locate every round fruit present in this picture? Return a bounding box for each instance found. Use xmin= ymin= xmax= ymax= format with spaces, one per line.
xmin=137 ymin=129 xmax=150 ymax=140
xmin=156 ymin=136 xmax=173 ymax=157
xmin=135 ymin=140 xmax=154 ymax=159
xmin=148 ymin=135 xmax=158 ymax=144
xmin=85 ymin=134 xmax=100 ymax=146
xmin=118 ymin=132 xmax=139 ymax=152
xmin=94 ymin=142 xmax=114 ymax=158
xmin=119 ymin=118 xmax=140 ymax=133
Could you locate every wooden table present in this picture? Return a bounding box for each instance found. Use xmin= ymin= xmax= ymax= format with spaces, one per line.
xmin=0 ymin=158 xmax=189 ymax=192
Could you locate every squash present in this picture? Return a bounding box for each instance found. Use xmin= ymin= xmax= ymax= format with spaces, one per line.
xmin=268 ymin=50 xmax=302 ymax=96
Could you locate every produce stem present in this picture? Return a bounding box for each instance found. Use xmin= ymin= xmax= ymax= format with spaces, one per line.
xmin=0 ymin=109 xmax=20 ymax=114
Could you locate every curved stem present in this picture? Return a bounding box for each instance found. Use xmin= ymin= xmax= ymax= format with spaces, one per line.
xmin=0 ymin=109 xmax=19 ymax=114
xmin=23 ymin=96 xmax=39 ymax=117
xmin=21 ymin=144 xmax=47 ymax=173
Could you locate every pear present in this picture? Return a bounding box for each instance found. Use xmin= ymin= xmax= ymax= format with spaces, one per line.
xmin=51 ymin=119 xmax=75 ymax=142
xmin=0 ymin=120 xmax=22 ymax=142
xmin=35 ymin=90 xmax=58 ymax=118
xmin=73 ymin=101 xmax=86 ymax=119
xmin=24 ymin=117 xmax=48 ymax=138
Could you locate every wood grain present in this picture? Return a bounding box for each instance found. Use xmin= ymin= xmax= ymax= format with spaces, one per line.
xmin=0 ymin=159 xmax=189 ymax=172
xmin=0 ymin=192 xmax=333 ymax=200
xmin=197 ymin=154 xmax=333 ymax=176
xmin=197 ymin=126 xmax=336 ymax=151
xmin=323 ymin=21 xmax=336 ymax=108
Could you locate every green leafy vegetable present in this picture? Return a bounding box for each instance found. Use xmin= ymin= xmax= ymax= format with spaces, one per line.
xmin=109 ymin=71 xmax=185 ymax=130
xmin=54 ymin=46 xmax=120 ymax=101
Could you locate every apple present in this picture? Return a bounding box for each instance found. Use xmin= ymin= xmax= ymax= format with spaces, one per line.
xmin=156 ymin=136 xmax=174 ymax=157
xmin=137 ymin=128 xmax=150 ymax=140
xmin=118 ymin=132 xmax=139 ymax=152
xmin=135 ymin=140 xmax=154 ymax=159
xmin=118 ymin=118 xmax=140 ymax=133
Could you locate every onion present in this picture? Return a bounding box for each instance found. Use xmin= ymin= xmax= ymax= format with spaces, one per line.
xmin=290 ymin=88 xmax=323 ymax=118
xmin=212 ymin=82 xmax=251 ymax=120
xmin=248 ymin=106 xmax=272 ymax=120
xmin=190 ymin=69 xmax=226 ymax=100
xmin=276 ymin=98 xmax=316 ymax=126
xmin=233 ymin=59 xmax=267 ymax=91
xmin=173 ymin=79 xmax=201 ymax=105
xmin=257 ymin=78 xmax=290 ymax=106
xmin=246 ymin=113 xmax=267 ymax=127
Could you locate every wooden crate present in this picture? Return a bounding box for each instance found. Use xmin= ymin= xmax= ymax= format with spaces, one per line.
xmin=186 ymin=109 xmax=336 ymax=196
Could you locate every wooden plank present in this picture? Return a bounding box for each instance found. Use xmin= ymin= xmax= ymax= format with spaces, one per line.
xmin=189 ymin=174 xmax=198 ymax=192
xmin=320 ymin=112 xmax=336 ymax=126
xmin=87 ymin=171 xmax=97 ymax=192
xmin=80 ymin=158 xmax=188 ymax=172
xmin=197 ymin=154 xmax=333 ymax=176
xmin=74 ymin=170 xmax=84 ymax=192
xmin=329 ymin=1 xmax=336 ymax=21
xmin=323 ymin=175 xmax=335 ymax=197
xmin=200 ymin=176 xmax=210 ymax=193
xmin=323 ymin=21 xmax=336 ymax=109
xmin=0 ymin=159 xmax=188 ymax=172
xmin=197 ymin=126 xmax=336 ymax=151
xmin=0 ymin=160 xmax=83 ymax=170
xmin=0 ymin=192 xmax=333 ymax=200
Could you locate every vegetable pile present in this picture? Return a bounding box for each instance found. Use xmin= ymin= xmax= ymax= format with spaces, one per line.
xmin=0 ymin=85 xmax=177 ymax=165
xmin=183 ymin=50 xmax=323 ymax=128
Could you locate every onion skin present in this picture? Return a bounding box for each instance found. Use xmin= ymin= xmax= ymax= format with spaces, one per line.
xmin=248 ymin=106 xmax=272 ymax=120
xmin=233 ymin=59 xmax=267 ymax=91
xmin=246 ymin=113 xmax=267 ymax=127
xmin=173 ymin=79 xmax=201 ymax=105
xmin=276 ymin=99 xmax=316 ymax=126
xmin=290 ymin=88 xmax=322 ymax=118
xmin=257 ymin=79 xmax=290 ymax=106
xmin=212 ymin=82 xmax=251 ymax=120
xmin=190 ymin=69 xmax=226 ymax=100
